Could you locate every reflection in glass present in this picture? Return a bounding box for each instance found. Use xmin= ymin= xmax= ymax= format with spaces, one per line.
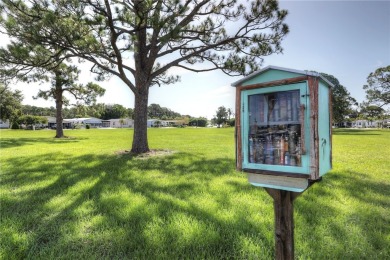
xmin=248 ymin=90 xmax=302 ymax=166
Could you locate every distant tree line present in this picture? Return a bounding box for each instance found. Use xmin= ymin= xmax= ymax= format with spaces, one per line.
xmin=18 ymin=103 xmax=132 ymax=120
xmin=147 ymin=104 xmax=182 ymax=120
xmin=15 ymin=103 xmax=197 ymax=122
xmin=319 ymin=73 xmax=358 ymax=124
xmin=2 ymin=66 xmax=389 ymax=130
xmin=189 ymin=118 xmax=208 ymax=127
xmin=302 ymin=70 xmax=389 ymax=125
xmin=15 ymin=115 xmax=48 ymax=130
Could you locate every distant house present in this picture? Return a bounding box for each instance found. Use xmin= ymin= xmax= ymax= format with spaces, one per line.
xmin=67 ymin=117 xmax=103 ymax=128
xmin=147 ymin=119 xmax=169 ymax=127
xmin=101 ymin=118 xmax=134 ymax=128
xmin=385 ymin=120 xmax=390 ymax=128
xmin=164 ymin=120 xmax=184 ymax=127
xmin=372 ymin=119 xmax=390 ymax=128
xmin=0 ymin=119 xmax=10 ymax=129
xmin=333 ymin=122 xmax=352 ymax=128
xmin=352 ymin=120 xmax=367 ymax=128
xmin=45 ymin=116 xmax=56 ymax=128
xmin=44 ymin=116 xmax=72 ymax=129
xmin=351 ymin=119 xmax=385 ymax=128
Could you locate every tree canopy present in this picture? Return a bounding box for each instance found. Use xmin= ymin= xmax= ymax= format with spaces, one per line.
xmin=363 ymin=65 xmax=390 ymax=108
xmin=0 ymin=0 xmax=289 ymax=152
xmin=17 ymin=114 xmax=48 ymax=128
xmin=215 ymin=106 xmax=228 ymax=126
xmin=320 ymin=73 xmax=357 ymax=124
xmin=20 ymin=103 xmax=135 ymax=120
xmin=148 ymin=103 xmax=181 ymax=120
xmin=189 ymin=117 xmax=208 ymax=127
xmin=0 ymin=1 xmax=106 ymax=138
xmin=100 ymin=104 xmax=128 ymax=120
xmin=359 ymin=104 xmax=385 ymax=119
xmin=0 ymin=84 xmax=23 ymax=124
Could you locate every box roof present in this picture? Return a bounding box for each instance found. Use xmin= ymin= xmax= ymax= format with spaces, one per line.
xmin=231 ymin=65 xmax=334 ymax=88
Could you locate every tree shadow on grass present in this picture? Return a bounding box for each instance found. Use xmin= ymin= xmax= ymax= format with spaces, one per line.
xmin=0 ymin=137 xmax=88 ymax=149
xmin=294 ymin=170 xmax=390 ymax=259
xmin=1 ymin=152 xmax=274 ymax=259
xmin=1 ymin=152 xmax=389 ymax=259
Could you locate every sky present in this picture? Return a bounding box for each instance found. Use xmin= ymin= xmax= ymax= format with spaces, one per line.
xmin=5 ymin=0 xmax=390 ymax=119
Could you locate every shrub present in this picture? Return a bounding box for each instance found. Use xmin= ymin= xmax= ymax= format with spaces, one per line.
xmin=189 ymin=118 xmax=208 ymax=127
xmin=11 ymin=122 xmax=19 ymax=129
xmin=86 ymin=124 xmax=90 ymax=129
xmin=227 ymin=118 xmax=235 ymax=127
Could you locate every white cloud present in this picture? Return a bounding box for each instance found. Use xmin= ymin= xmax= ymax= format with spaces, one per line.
xmin=204 ymin=85 xmax=235 ymax=100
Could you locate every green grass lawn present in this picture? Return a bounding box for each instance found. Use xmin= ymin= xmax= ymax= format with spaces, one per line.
xmin=0 ymin=128 xmax=389 ymax=259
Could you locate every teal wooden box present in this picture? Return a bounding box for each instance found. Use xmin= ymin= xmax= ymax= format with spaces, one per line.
xmin=232 ymin=66 xmax=333 ymax=192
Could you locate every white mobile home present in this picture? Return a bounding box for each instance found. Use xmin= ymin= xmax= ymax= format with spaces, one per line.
xmin=45 ymin=116 xmax=73 ymax=129
xmin=351 ymin=119 xmax=386 ymax=128
xmin=102 ymin=118 xmax=134 ymax=128
xmin=147 ymin=119 xmax=168 ymax=127
xmin=67 ymin=117 xmax=103 ymax=128
xmin=0 ymin=119 xmax=10 ymax=129
xmin=352 ymin=120 xmax=367 ymax=128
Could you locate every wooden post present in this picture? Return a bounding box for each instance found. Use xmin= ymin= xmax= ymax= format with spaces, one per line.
xmin=265 ymin=188 xmax=301 ymax=260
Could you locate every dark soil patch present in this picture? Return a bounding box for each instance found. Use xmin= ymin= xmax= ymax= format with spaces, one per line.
xmin=115 ymin=149 xmax=176 ymax=159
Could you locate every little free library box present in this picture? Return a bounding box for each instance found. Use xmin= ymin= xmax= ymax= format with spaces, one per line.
xmin=232 ymin=66 xmax=333 ymax=192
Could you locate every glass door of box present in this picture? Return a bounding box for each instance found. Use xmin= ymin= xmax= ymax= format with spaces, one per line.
xmin=241 ymin=83 xmax=310 ymax=174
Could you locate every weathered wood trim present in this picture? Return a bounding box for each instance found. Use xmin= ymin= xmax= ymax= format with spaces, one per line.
xmin=243 ymin=168 xmax=309 ymax=179
xmin=265 ymin=189 xmax=299 ymax=260
xmin=235 ymin=86 xmax=243 ymax=171
xmin=238 ymin=76 xmax=309 ymax=91
xmin=328 ymin=87 xmax=333 ymax=168
xmin=308 ymin=76 xmax=319 ymax=180
xmin=300 ymin=104 xmax=306 ymax=155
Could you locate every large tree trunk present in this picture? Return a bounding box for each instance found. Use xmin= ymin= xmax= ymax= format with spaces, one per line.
xmin=131 ymin=87 xmax=150 ymax=153
xmin=55 ymin=97 xmax=64 ymax=138
xmin=54 ymin=73 xmax=64 ymax=138
xmin=131 ymin=9 xmax=150 ymax=154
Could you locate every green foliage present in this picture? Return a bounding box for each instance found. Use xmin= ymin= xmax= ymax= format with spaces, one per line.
xmin=85 ymin=124 xmax=90 ymax=129
xmin=10 ymin=121 xmax=19 ymax=129
xmin=363 ymin=65 xmax=390 ymax=107
xmin=189 ymin=117 xmax=208 ymax=127
xmin=227 ymin=108 xmax=234 ymax=120
xmin=0 ymin=128 xmax=389 ymax=259
xmin=0 ymin=1 xmax=105 ymax=138
xmin=65 ymin=103 xmax=134 ymax=120
xmin=19 ymin=103 xmax=185 ymax=120
xmin=215 ymin=106 xmax=228 ymax=126
xmin=17 ymin=115 xmax=47 ymax=128
xmin=101 ymin=104 xmax=128 ymax=120
xmin=0 ymin=84 xmax=23 ymax=122
xmin=30 ymin=65 xmax=106 ymax=107
xmin=359 ymin=104 xmax=385 ymax=119
xmin=227 ymin=118 xmax=235 ymax=127
xmin=21 ymin=105 xmax=56 ymax=117
xmin=148 ymin=103 xmax=181 ymax=120
xmin=320 ymin=73 xmax=357 ymax=123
